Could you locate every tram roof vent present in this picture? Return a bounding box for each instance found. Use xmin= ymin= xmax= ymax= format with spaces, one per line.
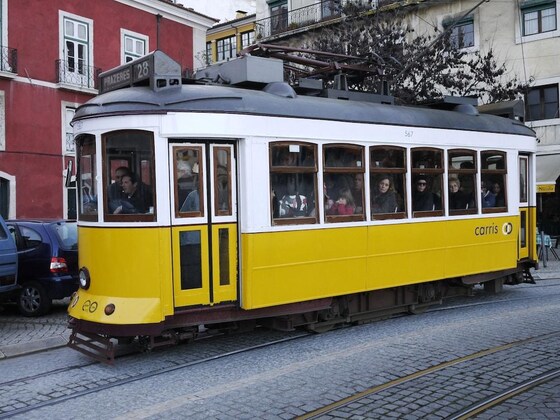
xmin=478 ymin=99 xmax=525 ymax=122
xmin=423 ymin=96 xmax=479 ymax=116
xmin=99 ymin=50 xmax=182 ymax=94
xmin=194 ymin=55 xmax=284 ymax=87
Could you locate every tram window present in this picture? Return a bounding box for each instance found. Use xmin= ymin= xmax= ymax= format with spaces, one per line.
xmin=370 ymin=147 xmax=406 ymax=219
xmin=270 ymin=142 xmax=318 ymax=225
xmin=411 ymin=148 xmax=444 ymax=217
xmin=448 ymin=150 xmax=477 ymax=215
xmin=214 ymin=147 xmax=232 ymax=216
xmin=174 ymin=146 xmax=204 ymax=218
xmin=323 ymin=145 xmax=365 ymax=222
xmin=76 ymin=134 xmax=98 ymax=221
xmin=103 ymin=131 xmax=155 ymax=222
xmin=179 ymin=230 xmax=202 ymax=290
xmin=519 ymin=156 xmax=528 ymax=203
xmin=481 ymin=151 xmax=507 ymax=212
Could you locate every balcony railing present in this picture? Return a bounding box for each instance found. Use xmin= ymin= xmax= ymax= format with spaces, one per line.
xmin=56 ymin=59 xmax=100 ymax=90
xmin=256 ymin=0 xmax=344 ymax=40
xmin=0 ymin=45 xmax=17 ymax=74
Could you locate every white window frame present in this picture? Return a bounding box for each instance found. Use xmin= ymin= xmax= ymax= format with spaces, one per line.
xmin=121 ymin=29 xmax=149 ymax=64
xmin=1 ymin=0 xmax=7 ymax=54
xmin=216 ymin=35 xmax=237 ymax=62
xmin=240 ymin=30 xmax=255 ymax=49
xmin=516 ymin=0 xmax=560 ymax=44
xmin=61 ymin=102 xmax=78 ymax=219
xmin=58 ymin=11 xmax=94 ymax=89
xmin=62 ymin=104 xmax=76 ymax=155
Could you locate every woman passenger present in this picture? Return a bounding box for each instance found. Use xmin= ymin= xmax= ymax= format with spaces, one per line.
xmin=492 ymin=182 xmax=505 ymax=207
xmin=448 ymin=177 xmax=469 ymax=210
xmin=372 ymin=175 xmax=398 ymax=214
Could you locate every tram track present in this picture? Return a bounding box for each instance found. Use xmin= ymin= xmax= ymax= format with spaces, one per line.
xmin=296 ymin=330 xmax=560 ymax=420
xmin=0 ymin=330 xmax=310 ymax=419
xmin=2 ymin=286 xmax=559 ymax=418
xmin=447 ymin=367 xmax=560 ymax=419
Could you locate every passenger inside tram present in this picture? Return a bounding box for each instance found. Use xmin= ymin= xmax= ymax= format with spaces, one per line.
xmin=371 ymin=175 xmax=398 ymax=214
xmin=412 ymin=176 xmax=434 ymax=211
xmin=180 ymin=162 xmax=200 ymax=212
xmin=481 ymin=180 xmax=495 ymax=208
xmin=448 ymin=177 xmax=470 ymax=210
xmin=327 ymin=187 xmax=355 ymax=215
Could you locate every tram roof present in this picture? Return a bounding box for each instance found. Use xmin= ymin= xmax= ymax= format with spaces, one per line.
xmin=73 ymin=83 xmax=535 ymax=138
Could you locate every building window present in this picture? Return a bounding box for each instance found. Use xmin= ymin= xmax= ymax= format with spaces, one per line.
xmin=443 ymin=15 xmax=475 ymax=49
xmin=122 ymin=30 xmax=148 ymax=63
xmin=522 ymin=1 xmax=557 ymax=35
xmin=0 ymin=0 xmax=11 ymax=72
xmin=526 ymin=84 xmax=559 ymax=121
xmin=216 ymin=35 xmax=236 ymax=61
xmin=450 ymin=19 xmax=474 ymax=49
xmin=205 ymin=42 xmax=213 ymax=65
xmin=240 ymin=31 xmax=254 ymax=49
xmin=270 ymin=1 xmax=288 ymax=34
xmin=59 ymin=12 xmax=94 ymax=88
xmin=64 ymin=107 xmax=75 ymax=154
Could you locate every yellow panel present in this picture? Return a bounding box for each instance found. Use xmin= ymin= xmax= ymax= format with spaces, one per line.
xmin=242 ymin=228 xmax=368 ymax=309
xmin=69 ymin=226 xmax=172 ymax=323
xmin=172 ymin=225 xmax=210 ymax=307
xmin=212 ymin=224 xmax=238 ymax=303
xmin=241 ymin=217 xmax=520 ymax=310
xmin=68 ymin=290 xmax=161 ymax=325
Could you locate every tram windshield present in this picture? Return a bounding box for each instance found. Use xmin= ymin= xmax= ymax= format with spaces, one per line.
xmin=103 ymin=130 xmax=156 ymax=222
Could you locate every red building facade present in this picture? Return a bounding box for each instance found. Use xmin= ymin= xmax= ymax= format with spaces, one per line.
xmin=0 ymin=0 xmax=214 ymax=219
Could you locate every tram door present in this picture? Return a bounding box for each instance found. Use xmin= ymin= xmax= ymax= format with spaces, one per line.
xmin=170 ymin=142 xmax=237 ymax=308
xmin=518 ymin=154 xmax=531 ymax=260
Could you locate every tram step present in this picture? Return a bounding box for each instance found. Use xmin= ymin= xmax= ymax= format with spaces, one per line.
xmin=67 ymin=330 xmax=115 ymax=365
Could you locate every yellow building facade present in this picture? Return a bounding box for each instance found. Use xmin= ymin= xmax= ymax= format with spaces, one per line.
xmin=204 ymin=11 xmax=256 ymax=67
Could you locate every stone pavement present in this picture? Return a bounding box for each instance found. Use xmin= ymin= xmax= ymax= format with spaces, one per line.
xmin=1 ymin=259 xmax=559 ymax=360
xmin=0 ymin=298 xmax=70 ymax=359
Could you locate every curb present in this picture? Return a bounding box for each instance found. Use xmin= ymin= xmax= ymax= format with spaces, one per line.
xmin=0 ymin=334 xmax=69 ymax=359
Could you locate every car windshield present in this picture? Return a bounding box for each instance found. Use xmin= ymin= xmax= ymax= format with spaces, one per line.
xmin=49 ymin=222 xmax=78 ymax=250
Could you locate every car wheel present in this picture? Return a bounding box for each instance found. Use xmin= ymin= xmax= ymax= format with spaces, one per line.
xmin=17 ymin=281 xmax=52 ymax=317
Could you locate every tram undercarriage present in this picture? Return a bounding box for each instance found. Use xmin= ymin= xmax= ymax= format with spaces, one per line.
xmin=67 ymin=264 xmax=534 ymax=364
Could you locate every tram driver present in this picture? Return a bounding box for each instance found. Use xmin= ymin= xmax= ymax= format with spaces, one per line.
xmin=112 ymin=173 xmax=153 ymax=214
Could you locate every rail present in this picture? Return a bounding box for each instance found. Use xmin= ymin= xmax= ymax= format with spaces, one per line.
xmin=56 ymin=59 xmax=101 ymax=90
xmin=0 ymin=45 xmax=17 ymax=74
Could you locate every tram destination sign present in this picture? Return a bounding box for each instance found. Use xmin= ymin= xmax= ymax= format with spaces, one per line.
xmin=99 ymin=51 xmax=181 ymax=94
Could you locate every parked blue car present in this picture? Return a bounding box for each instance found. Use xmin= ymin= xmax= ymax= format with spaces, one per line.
xmin=0 ymin=216 xmax=18 ymax=301
xmin=6 ymin=220 xmax=78 ymax=316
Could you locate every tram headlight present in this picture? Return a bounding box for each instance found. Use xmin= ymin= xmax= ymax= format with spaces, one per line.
xmin=79 ymin=267 xmax=91 ymax=290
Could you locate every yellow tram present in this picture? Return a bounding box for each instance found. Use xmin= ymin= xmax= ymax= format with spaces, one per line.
xmin=68 ymin=51 xmax=537 ymax=362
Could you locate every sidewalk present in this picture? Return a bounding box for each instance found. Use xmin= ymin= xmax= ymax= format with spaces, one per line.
xmin=1 ymin=260 xmax=559 ymax=360
xmin=0 ymin=298 xmax=70 ymax=359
